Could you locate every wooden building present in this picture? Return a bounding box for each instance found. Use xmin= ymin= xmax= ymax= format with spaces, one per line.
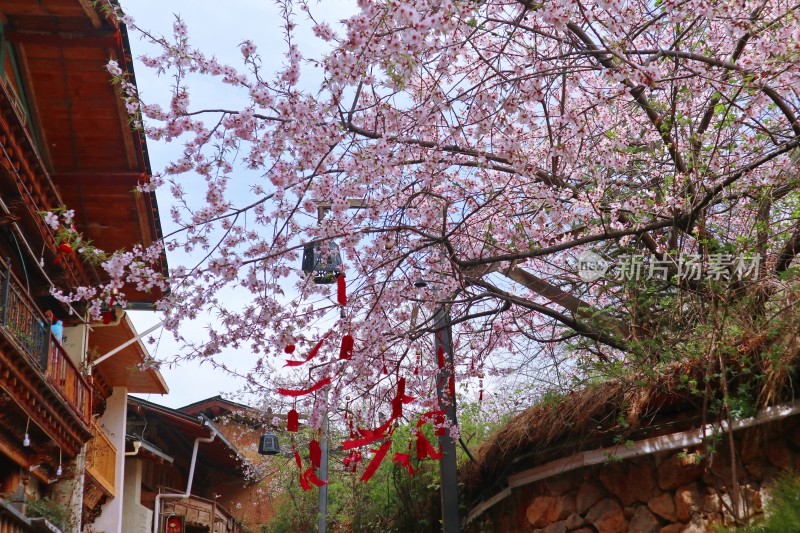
xmin=0 ymin=0 xmax=167 ymax=531
xmin=124 ymin=397 xmax=247 ymax=533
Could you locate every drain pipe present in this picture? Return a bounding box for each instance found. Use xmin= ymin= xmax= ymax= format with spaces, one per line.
xmin=152 ymin=420 xmax=217 ymax=533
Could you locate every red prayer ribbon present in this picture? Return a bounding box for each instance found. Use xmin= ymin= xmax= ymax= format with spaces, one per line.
xmin=337 ymin=273 xmax=347 ymax=306
xmin=287 ymin=409 xmax=299 ymax=432
xmin=304 ymin=467 xmax=327 ymax=487
xmin=284 ymin=331 xmax=333 ymax=367
xmin=437 ymin=346 xmax=445 ymax=368
xmin=310 ymin=440 xmax=322 ymax=468
xmin=416 ymin=431 xmax=442 ymax=461
xmin=392 ymin=452 xmax=416 ymax=475
xmin=339 ymin=334 xmax=354 ymax=360
xmin=360 ymin=440 xmax=392 ymax=482
xmin=276 ymin=377 xmax=331 ymax=397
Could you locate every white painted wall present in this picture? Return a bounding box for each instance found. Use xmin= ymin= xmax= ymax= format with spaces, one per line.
xmin=122 ymin=458 xmax=152 ymax=533
xmin=90 ymin=387 xmax=128 ymax=533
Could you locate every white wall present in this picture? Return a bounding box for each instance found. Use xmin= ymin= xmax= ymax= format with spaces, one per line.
xmin=122 ymin=458 xmax=152 ymax=533
xmin=89 ymin=387 xmax=128 ymax=533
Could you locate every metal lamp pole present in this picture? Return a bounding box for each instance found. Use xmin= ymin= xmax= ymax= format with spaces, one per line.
xmin=433 ymin=306 xmax=459 ymax=532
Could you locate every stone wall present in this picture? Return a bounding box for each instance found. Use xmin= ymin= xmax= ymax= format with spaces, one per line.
xmin=466 ymin=416 xmax=800 ymax=533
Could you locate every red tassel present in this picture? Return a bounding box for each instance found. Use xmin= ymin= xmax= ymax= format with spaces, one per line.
xmin=276 ymin=377 xmax=331 ymax=397
xmin=360 ymin=440 xmax=392 ymax=482
xmin=382 ymin=363 xmax=388 ymax=374
xmin=287 ymin=409 xmax=299 ymax=432
xmin=479 ymin=389 xmax=483 ymax=402
xmin=413 ymin=365 xmax=419 ymax=376
xmin=339 ymin=334 xmax=354 ymax=360
xmin=337 ymin=273 xmax=347 ymax=306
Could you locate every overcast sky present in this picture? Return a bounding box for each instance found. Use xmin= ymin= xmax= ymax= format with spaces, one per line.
xmin=122 ymin=0 xmax=357 ymax=409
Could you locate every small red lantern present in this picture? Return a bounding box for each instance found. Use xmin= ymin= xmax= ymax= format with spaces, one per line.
xmin=164 ymin=515 xmax=184 ymax=533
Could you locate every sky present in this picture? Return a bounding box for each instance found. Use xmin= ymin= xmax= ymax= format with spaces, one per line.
xmin=121 ymin=0 xmax=358 ymax=408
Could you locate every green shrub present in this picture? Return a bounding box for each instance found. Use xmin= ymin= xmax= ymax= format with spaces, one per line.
xmin=722 ymin=475 xmax=800 ymax=532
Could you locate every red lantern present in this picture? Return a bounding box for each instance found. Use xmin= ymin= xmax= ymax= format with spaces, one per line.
xmin=164 ymin=515 xmax=184 ymax=533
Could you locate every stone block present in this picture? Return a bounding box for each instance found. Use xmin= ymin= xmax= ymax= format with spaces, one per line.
xmin=674 ymin=483 xmax=701 ymax=522
xmin=565 ymin=513 xmax=584 ymax=530
xmin=647 ymin=493 xmax=677 ymax=522
xmin=526 ymin=495 xmax=562 ymax=527
xmin=764 ymin=439 xmax=793 ymax=470
xmin=627 ymin=506 xmax=661 ymax=533
xmin=600 ymin=462 xmax=659 ymax=506
xmin=542 ymin=520 xmax=567 ymax=533
xmin=577 ymin=481 xmax=607 ymax=514
xmin=658 ymin=453 xmax=703 ymax=490
xmin=586 ymin=498 xmax=628 ymax=533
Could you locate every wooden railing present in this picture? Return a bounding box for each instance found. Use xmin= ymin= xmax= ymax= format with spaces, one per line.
xmin=85 ymin=421 xmax=116 ymax=497
xmin=160 ymin=491 xmax=243 ymax=533
xmin=46 ymin=336 xmax=92 ymax=424
xmin=0 ymin=257 xmax=91 ymax=425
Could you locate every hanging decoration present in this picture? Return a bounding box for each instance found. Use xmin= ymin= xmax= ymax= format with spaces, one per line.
xmin=284 ymin=331 xmax=333 ymax=367
xmin=337 ymin=273 xmax=347 ymax=306
xmin=287 ymin=409 xmax=299 ymax=432
xmin=276 ymin=377 xmax=331 ymax=397
xmin=360 ymin=439 xmax=392 ymax=482
xmin=53 ymin=243 xmax=73 ymax=265
xmin=339 ymin=333 xmax=354 ymax=360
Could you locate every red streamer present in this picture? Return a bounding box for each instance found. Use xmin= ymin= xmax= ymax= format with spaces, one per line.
xmin=310 ymin=440 xmax=322 ymax=468
xmin=337 ymin=273 xmax=347 ymax=306
xmin=437 ymin=346 xmax=445 ymax=368
xmin=339 ymin=334 xmax=354 ymax=360
xmin=304 ymin=467 xmax=328 ymax=487
xmin=287 ymin=409 xmax=299 ymax=432
xmin=416 ymin=431 xmax=442 ymax=461
xmin=360 ymin=440 xmax=392 ymax=482
xmin=392 ymin=452 xmax=416 ymax=475
xmin=285 ymin=331 xmax=332 ymax=367
xmin=276 ymin=377 xmax=331 ymax=397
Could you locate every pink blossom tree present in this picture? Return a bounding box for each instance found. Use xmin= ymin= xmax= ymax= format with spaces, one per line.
xmin=52 ymin=0 xmax=800 ymax=467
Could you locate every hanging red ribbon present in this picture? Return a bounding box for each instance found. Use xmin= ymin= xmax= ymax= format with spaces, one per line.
xmin=294 ymin=450 xmax=312 ymax=491
xmin=360 ymin=440 xmax=392 ymax=482
xmin=337 ymin=273 xmax=347 ymax=306
xmin=437 ymin=345 xmax=445 ymax=368
xmin=416 ymin=431 xmax=443 ymax=461
xmin=304 ymin=467 xmax=328 ymax=487
xmin=434 ymin=413 xmax=447 ymax=437
xmin=276 ymin=377 xmax=331 ymax=397
xmin=344 ymin=418 xmax=394 ymax=450
xmin=310 ymin=440 xmax=322 ymax=468
xmin=285 ymin=331 xmax=333 ymax=367
xmin=103 ymin=294 xmax=116 ymax=325
xmin=339 ymin=334 xmax=354 ymax=360
xmin=392 ymin=452 xmax=416 ymax=475
xmin=287 ymin=409 xmax=299 ymax=432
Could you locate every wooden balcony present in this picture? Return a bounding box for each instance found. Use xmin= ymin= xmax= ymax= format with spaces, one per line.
xmin=0 ymin=257 xmax=92 ymax=426
xmin=85 ymin=420 xmax=116 ymax=497
xmin=159 ymin=492 xmax=243 ymax=533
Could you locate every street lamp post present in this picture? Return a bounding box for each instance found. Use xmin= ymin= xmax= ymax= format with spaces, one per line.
xmin=433 ymin=306 xmax=459 ymax=533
